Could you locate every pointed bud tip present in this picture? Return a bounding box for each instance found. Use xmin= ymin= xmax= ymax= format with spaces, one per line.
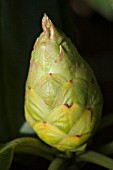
xmin=42 ymin=13 xmax=56 ymax=37
xmin=42 ymin=14 xmax=51 ymax=31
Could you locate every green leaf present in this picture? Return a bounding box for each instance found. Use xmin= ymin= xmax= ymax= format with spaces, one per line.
xmin=83 ymin=0 xmax=113 ymax=21
xmin=78 ymin=150 xmax=113 ymax=169
xmin=0 ymin=137 xmax=58 ymax=170
xmin=99 ymin=113 xmax=113 ymax=130
xmin=97 ymin=141 xmax=113 ymax=155
xmin=48 ymin=157 xmax=70 ymax=170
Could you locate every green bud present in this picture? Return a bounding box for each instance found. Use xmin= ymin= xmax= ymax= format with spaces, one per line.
xmin=24 ymin=14 xmax=103 ymax=152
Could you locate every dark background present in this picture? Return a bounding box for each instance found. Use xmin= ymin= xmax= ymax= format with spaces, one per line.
xmin=0 ymin=0 xmax=113 ymax=169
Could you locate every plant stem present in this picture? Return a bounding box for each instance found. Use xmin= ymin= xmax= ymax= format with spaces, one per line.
xmin=48 ymin=157 xmax=70 ymax=170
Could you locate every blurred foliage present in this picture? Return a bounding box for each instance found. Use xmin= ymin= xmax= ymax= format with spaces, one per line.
xmin=70 ymin=0 xmax=113 ymax=21
xmin=83 ymin=0 xmax=113 ymax=21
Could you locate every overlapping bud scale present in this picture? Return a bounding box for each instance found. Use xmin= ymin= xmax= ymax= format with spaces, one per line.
xmin=25 ymin=14 xmax=103 ymax=152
